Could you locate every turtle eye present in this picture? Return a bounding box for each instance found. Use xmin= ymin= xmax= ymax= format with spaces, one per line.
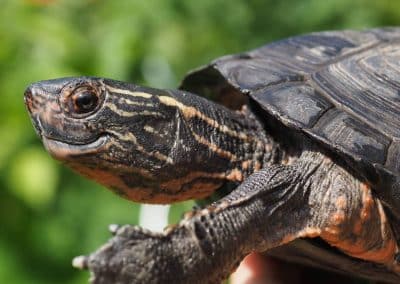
xmin=71 ymin=90 xmax=99 ymax=114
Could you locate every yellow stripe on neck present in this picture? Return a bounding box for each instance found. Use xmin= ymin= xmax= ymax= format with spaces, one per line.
xmin=158 ymin=95 xmax=251 ymax=141
xmin=106 ymin=86 xmax=153 ymax=99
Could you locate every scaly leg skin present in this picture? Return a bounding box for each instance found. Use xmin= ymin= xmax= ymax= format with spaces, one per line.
xmin=75 ymin=151 xmax=400 ymax=284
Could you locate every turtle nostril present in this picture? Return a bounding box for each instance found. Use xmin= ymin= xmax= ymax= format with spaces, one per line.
xmin=24 ymin=87 xmax=35 ymax=112
xmin=24 ymin=87 xmax=32 ymax=100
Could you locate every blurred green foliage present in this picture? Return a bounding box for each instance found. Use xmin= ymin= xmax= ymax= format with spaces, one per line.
xmin=1 ymin=0 xmax=400 ymax=283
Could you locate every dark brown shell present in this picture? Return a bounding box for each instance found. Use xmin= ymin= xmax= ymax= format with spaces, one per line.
xmin=181 ymin=28 xmax=400 ymax=215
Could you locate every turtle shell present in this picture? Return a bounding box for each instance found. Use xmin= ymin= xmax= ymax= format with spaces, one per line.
xmin=181 ymin=28 xmax=400 ymax=216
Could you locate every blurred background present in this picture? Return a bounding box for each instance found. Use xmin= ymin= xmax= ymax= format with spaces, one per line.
xmin=1 ymin=0 xmax=400 ymax=283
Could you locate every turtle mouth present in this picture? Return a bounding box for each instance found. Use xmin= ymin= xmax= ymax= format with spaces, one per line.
xmin=28 ymin=114 xmax=44 ymax=139
xmin=42 ymin=134 xmax=110 ymax=160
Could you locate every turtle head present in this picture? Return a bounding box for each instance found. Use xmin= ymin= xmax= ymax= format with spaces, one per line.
xmin=25 ymin=77 xmax=269 ymax=203
xmin=25 ymin=77 xmax=108 ymax=153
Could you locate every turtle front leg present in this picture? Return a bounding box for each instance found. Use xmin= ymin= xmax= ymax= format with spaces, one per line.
xmin=75 ymin=164 xmax=306 ymax=284
xmin=76 ymin=152 xmax=400 ymax=283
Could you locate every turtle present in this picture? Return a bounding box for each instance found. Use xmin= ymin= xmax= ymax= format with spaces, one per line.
xmin=24 ymin=28 xmax=400 ymax=283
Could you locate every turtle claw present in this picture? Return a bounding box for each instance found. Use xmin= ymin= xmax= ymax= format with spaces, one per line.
xmin=72 ymin=255 xmax=89 ymax=270
xmin=82 ymin=225 xmax=178 ymax=283
xmin=108 ymin=224 xmax=120 ymax=235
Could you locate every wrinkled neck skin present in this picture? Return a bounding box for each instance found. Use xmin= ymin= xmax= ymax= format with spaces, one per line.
xmin=126 ymin=90 xmax=280 ymax=203
xmin=164 ymin=90 xmax=279 ymax=180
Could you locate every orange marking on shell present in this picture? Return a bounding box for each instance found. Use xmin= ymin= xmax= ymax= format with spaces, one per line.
xmin=280 ymin=227 xmax=321 ymax=246
xmin=277 ymin=183 xmax=399 ymax=269
xmin=332 ymin=211 xmax=346 ymax=225
xmin=320 ymin=183 xmax=398 ymax=266
xmin=335 ymin=196 xmax=347 ymax=210
xmin=352 ymin=183 xmax=374 ymax=235
xmin=321 ymin=228 xmax=397 ymax=265
xmin=352 ymin=221 xmax=363 ymax=236
xmin=360 ymin=183 xmax=374 ymax=221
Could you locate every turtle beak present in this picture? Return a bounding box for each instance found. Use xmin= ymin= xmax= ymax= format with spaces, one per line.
xmin=24 ymin=78 xmax=72 ymax=109
xmin=24 ymin=78 xmax=69 ymax=135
